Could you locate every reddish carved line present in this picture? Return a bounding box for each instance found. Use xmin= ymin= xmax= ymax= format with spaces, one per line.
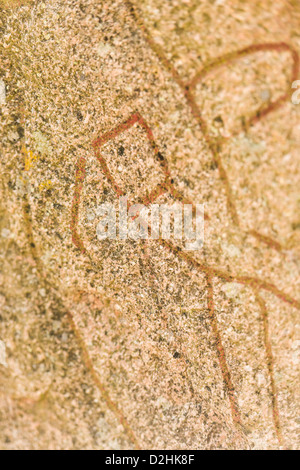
xmin=206 ymin=275 xmax=242 ymax=427
xmin=188 ymin=42 xmax=299 ymax=89
xmin=76 ymin=112 xmax=242 ymax=430
xmin=94 ymin=147 xmax=124 ymax=197
xmin=235 ymin=275 xmax=300 ymax=310
xmin=142 ymin=183 xmax=168 ymax=206
xmin=89 ymin=112 xmax=299 ymax=436
xmin=93 ymin=113 xmax=139 ymax=148
xmin=184 ymin=84 xmax=241 ymax=225
xmin=123 ymin=4 xmax=299 ymax=445
xmin=125 ymin=0 xmax=300 ymax=253
xmin=255 ymin=293 xmax=284 ymax=448
xmin=167 ymin=182 xmax=210 ymax=221
xmin=248 ymin=230 xmax=283 ymax=252
xmin=233 ymin=92 xmax=289 ymax=135
xmin=67 ymin=310 xmax=141 ymax=449
xmin=71 ymin=111 xmax=300 ymax=443
xmin=94 ymin=113 xmax=210 ymax=221
xmin=125 ymin=1 xmax=239 ymax=225
xmin=184 ymin=42 xmax=299 ymax=222
xmin=69 ymin=155 xmax=141 ymax=448
xmin=124 ymin=1 xmax=186 ymax=89
xmin=92 ymin=114 xmax=197 ymax=214
xmin=158 ymin=237 xmax=300 ymax=310
xmin=19 ymin=135 xmax=140 ymax=449
xmin=93 ymin=112 xmax=171 ymax=181
xmin=186 ymin=42 xmax=298 ymax=141
xmin=93 ymin=112 xmax=157 ymax=153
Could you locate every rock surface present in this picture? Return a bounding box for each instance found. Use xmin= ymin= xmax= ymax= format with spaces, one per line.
xmin=0 ymin=0 xmax=299 ymax=450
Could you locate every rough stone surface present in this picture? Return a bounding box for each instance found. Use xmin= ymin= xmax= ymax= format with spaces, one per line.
xmin=0 ymin=0 xmax=299 ymax=450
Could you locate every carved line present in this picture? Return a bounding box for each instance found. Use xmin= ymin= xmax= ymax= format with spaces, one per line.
xmin=125 ymin=0 xmax=300 ymax=250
